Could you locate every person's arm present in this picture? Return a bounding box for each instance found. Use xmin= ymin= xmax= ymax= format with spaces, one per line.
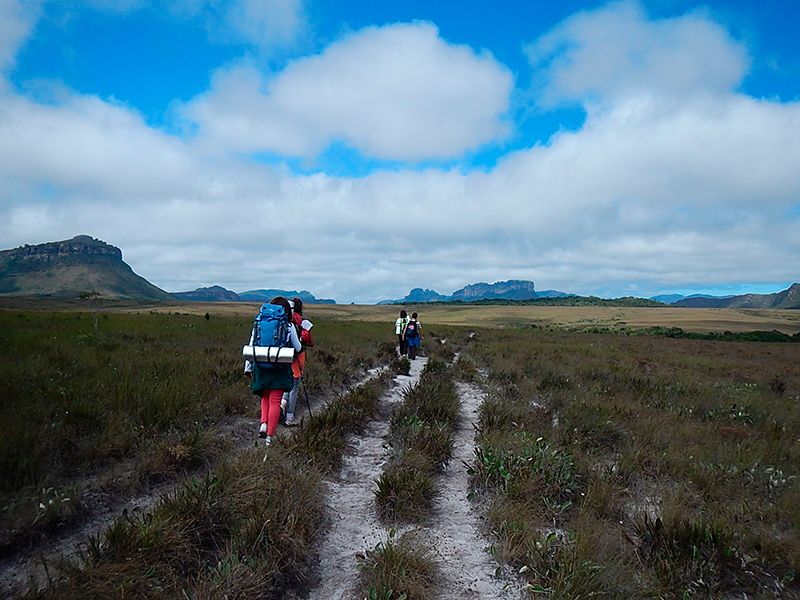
xmin=288 ymin=324 xmax=303 ymax=352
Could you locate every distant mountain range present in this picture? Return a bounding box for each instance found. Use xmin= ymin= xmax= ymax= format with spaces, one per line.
xmin=2 ymin=237 xmax=798 ymax=309
xmin=649 ymin=293 xmax=732 ymax=304
xmin=669 ymin=284 xmax=800 ymax=309
xmin=380 ymin=280 xmax=571 ymax=304
xmin=171 ymin=286 xmax=338 ymax=303
xmin=0 ymin=235 xmax=172 ymax=300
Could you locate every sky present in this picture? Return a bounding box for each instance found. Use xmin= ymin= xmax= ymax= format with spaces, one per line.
xmin=0 ymin=0 xmax=798 ymax=303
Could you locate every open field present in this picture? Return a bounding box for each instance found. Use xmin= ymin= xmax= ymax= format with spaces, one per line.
xmin=4 ymin=297 xmax=800 ymax=334
xmin=2 ymin=303 xmax=799 ymax=598
xmin=141 ymin=302 xmax=800 ymax=334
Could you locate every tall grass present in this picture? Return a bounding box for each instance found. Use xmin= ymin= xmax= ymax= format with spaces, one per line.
xmin=0 ymin=310 xmax=392 ymax=556
xmin=467 ymin=327 xmax=800 ymax=597
xmin=23 ymin=359 xmax=393 ymax=599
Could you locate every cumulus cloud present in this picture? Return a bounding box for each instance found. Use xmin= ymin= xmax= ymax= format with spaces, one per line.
xmin=0 ymin=89 xmax=197 ymax=198
xmin=183 ymin=22 xmax=513 ymax=161
xmin=526 ymin=0 xmax=750 ymax=106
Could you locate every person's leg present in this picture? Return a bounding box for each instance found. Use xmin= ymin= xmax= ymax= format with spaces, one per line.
xmin=267 ymin=389 xmax=283 ymax=436
xmin=286 ymin=376 xmax=300 ymax=423
xmin=408 ymin=341 xmax=416 ymax=360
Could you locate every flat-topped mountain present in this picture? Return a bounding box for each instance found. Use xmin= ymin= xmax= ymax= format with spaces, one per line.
xmin=0 ymin=235 xmax=172 ymax=300
xmin=382 ymin=280 xmax=570 ymax=304
xmin=451 ymin=279 xmax=538 ymax=300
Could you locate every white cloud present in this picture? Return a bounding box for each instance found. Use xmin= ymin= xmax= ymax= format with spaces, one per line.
xmin=526 ymin=0 xmax=750 ymax=106
xmin=0 ymin=0 xmax=44 ymax=71
xmin=222 ymin=0 xmax=307 ymax=49
xmin=183 ymin=22 xmax=513 ymax=161
xmin=0 ymin=89 xmax=197 ymax=198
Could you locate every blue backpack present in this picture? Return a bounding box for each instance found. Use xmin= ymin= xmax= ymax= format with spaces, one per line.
xmin=252 ymin=303 xmax=291 ymax=366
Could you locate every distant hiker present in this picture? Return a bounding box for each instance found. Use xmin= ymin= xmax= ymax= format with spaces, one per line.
xmin=281 ymin=298 xmax=314 ymax=426
xmin=244 ymin=297 xmax=302 ymax=446
xmin=394 ymin=309 xmax=409 ymax=356
xmin=402 ymin=312 xmax=423 ymax=360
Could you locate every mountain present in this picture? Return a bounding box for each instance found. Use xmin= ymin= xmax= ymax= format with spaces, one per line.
xmin=382 ymin=280 xmax=571 ymax=304
xmin=651 ymin=293 xmax=734 ymax=305
xmin=403 ymin=288 xmax=449 ymax=303
xmin=451 ymin=280 xmax=538 ymax=301
xmin=172 ymin=285 xmax=241 ymax=302
xmin=0 ymin=235 xmax=172 ymax=300
xmin=673 ymin=284 xmax=800 ymax=309
xmin=651 ymin=294 xmax=686 ymax=304
xmin=238 ymin=289 xmax=336 ymax=304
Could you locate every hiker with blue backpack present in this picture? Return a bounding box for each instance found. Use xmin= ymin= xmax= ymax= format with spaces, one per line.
xmin=402 ymin=312 xmax=423 ymax=360
xmin=243 ymin=297 xmax=303 ymax=446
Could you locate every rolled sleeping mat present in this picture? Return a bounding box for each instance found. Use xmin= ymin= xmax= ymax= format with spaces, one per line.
xmin=242 ymin=345 xmax=296 ymax=364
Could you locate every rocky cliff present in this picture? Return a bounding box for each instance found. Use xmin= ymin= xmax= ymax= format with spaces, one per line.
xmin=0 ymin=235 xmax=172 ymax=300
xmin=450 ymin=280 xmax=538 ymax=301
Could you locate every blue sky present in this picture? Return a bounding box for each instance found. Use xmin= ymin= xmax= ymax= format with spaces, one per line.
xmin=1 ymin=0 xmax=798 ymax=302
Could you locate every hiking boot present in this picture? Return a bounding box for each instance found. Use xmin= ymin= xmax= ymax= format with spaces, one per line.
xmin=285 ymin=413 xmax=296 ymax=427
xmin=259 ymin=422 xmax=267 ymax=438
xmin=265 ymin=435 xmax=273 ymax=447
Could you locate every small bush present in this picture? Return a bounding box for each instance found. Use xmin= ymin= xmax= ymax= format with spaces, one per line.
xmin=359 ymin=532 xmax=437 ymax=600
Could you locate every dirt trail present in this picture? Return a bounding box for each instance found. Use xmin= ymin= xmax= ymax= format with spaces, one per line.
xmin=420 ymin=381 xmax=525 ymax=599
xmin=307 ymin=361 xmax=524 ymax=600
xmin=306 ymin=358 xmax=427 ymax=600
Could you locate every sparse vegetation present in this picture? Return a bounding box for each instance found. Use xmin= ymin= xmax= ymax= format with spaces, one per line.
xmin=466 ymin=327 xmax=800 ymax=598
xmin=375 ymin=359 xmax=460 ymax=523
xmin=359 ymin=531 xmax=437 ymax=600
xmin=3 ymin=303 xmax=800 ymax=599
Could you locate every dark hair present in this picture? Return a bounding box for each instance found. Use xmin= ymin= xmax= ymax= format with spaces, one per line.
xmin=400 ymin=310 xmax=407 ymax=318
xmin=292 ymin=297 xmax=304 ymax=316
xmin=270 ymin=296 xmax=293 ymax=320
xmin=411 ymin=312 xmax=418 ymax=319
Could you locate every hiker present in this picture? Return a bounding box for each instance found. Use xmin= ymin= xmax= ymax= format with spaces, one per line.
xmin=244 ymin=296 xmax=302 ymax=446
xmin=394 ymin=309 xmax=409 ymax=356
xmin=281 ymin=297 xmax=314 ymax=426
xmin=402 ymin=312 xmax=423 ymax=360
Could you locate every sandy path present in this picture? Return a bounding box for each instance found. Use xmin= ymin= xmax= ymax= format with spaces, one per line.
xmin=306 ymin=361 xmax=525 ymax=600
xmin=420 ymin=381 xmax=525 ymax=600
xmin=306 ymin=357 xmax=427 ymax=600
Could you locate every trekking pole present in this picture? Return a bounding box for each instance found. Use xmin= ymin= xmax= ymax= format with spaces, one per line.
xmin=301 ymin=378 xmax=313 ymax=419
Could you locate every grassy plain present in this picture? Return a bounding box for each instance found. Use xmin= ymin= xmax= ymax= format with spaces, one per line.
xmin=128 ymin=301 xmax=800 ymax=334
xmin=3 ymin=298 xmax=800 ymax=598
xmin=5 ymin=297 xmax=799 ymax=334
xmin=464 ymin=328 xmax=800 ymax=598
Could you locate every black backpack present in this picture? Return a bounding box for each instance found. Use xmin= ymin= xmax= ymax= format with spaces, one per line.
xmin=405 ymin=320 xmax=418 ymax=337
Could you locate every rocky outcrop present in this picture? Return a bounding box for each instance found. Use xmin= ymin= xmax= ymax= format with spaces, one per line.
xmin=450 ymin=279 xmax=538 ymax=301
xmin=1 ymin=235 xmax=122 ymax=263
